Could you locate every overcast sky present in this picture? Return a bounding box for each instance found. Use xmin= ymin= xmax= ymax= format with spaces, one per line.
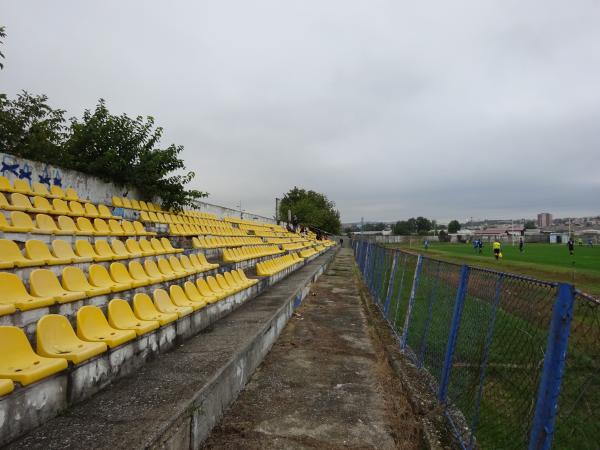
xmin=2 ymin=1 xmax=599 ymax=223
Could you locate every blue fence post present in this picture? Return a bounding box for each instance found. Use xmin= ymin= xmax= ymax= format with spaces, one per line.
xmin=383 ymin=252 xmax=399 ymax=318
xmin=438 ymin=264 xmax=470 ymax=402
xmin=400 ymin=254 xmax=423 ymax=350
xmin=528 ymin=283 xmax=575 ymax=450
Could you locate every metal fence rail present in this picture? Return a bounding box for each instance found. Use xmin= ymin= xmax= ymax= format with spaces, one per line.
xmin=352 ymin=240 xmax=599 ymax=450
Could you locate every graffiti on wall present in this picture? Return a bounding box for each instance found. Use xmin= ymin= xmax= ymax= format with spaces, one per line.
xmin=1 ymin=155 xmax=62 ymax=186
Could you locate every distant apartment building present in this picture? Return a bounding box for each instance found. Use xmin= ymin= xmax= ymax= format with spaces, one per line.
xmin=537 ymin=212 xmax=553 ymax=228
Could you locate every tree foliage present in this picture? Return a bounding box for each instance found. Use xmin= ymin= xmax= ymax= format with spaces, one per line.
xmin=393 ymin=216 xmax=433 ymax=235
xmin=0 ymin=26 xmax=6 ymax=70
xmin=279 ymin=187 xmax=341 ymax=234
xmin=524 ymin=220 xmax=536 ymax=229
xmin=0 ymin=91 xmax=207 ymax=210
xmin=448 ymin=220 xmax=461 ymax=233
xmin=362 ymin=222 xmax=388 ymax=232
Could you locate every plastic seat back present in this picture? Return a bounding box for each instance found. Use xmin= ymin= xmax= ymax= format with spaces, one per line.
xmin=121 ymin=220 xmax=135 ymax=235
xmin=112 ymin=239 xmax=133 ymax=258
xmin=0 ymin=176 xmax=12 ymax=192
xmin=108 ymin=219 xmax=125 ymax=235
xmin=25 ymin=240 xmax=56 ymax=262
xmin=13 ymin=179 xmax=32 ymax=194
xmin=30 ymin=269 xmax=67 ymax=297
xmin=76 ymin=217 xmax=97 ymax=234
xmin=109 ymin=262 xmax=134 ymax=284
xmin=92 ymin=218 xmax=110 ymax=234
xmin=84 ymin=203 xmax=100 ymax=217
xmin=224 ymin=272 xmax=241 ymax=289
xmin=65 ymin=188 xmax=79 ymax=201
xmin=128 ymin=261 xmax=151 ymax=282
xmin=130 ymin=199 xmax=141 ymax=210
xmin=75 ymin=240 xmax=98 ymax=259
xmin=89 ymin=264 xmax=117 ymax=288
xmin=52 ymin=199 xmax=71 ymax=216
xmin=33 ymin=196 xmax=52 ymax=211
xmin=69 ymin=201 xmax=86 ymax=216
xmin=57 ymin=215 xmax=78 ymax=234
xmin=50 ymin=185 xmax=65 ymax=198
xmin=157 ymin=258 xmax=176 ymax=276
xmin=95 ymin=240 xmax=117 ymax=259
xmin=150 ymin=238 xmax=165 ymax=253
xmin=143 ymin=260 xmax=164 ymax=279
xmin=206 ymin=276 xmax=225 ymax=294
xmin=169 ymin=285 xmax=194 ymax=307
xmin=0 ymin=239 xmax=28 ymax=266
xmin=11 ymin=193 xmax=33 ymax=210
xmin=125 ymin=239 xmax=143 ymax=255
xmin=36 ymin=214 xmax=59 ymax=233
xmin=98 ymin=204 xmax=114 ymax=218
xmin=62 ymin=266 xmax=95 ymax=292
xmin=112 ymin=196 xmax=123 ymax=207
xmin=133 ymin=221 xmax=148 ymax=235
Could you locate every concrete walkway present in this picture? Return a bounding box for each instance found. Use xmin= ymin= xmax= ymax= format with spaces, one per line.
xmin=203 ymin=248 xmax=422 ymax=449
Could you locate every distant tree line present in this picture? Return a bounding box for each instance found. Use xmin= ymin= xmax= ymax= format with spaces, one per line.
xmin=279 ymin=187 xmax=341 ymax=234
xmin=391 ymin=217 xmax=461 ymax=236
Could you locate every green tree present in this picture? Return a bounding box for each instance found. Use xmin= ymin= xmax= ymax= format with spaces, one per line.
xmin=0 ymin=92 xmax=207 ymax=210
xmin=0 ymin=91 xmax=68 ymax=162
xmin=279 ymin=187 xmax=341 ymax=234
xmin=524 ymin=220 xmax=536 ymax=229
xmin=0 ymin=26 xmax=6 ymax=70
xmin=393 ymin=220 xmax=411 ymax=235
xmin=416 ymin=216 xmax=432 ymax=234
xmin=448 ymin=220 xmax=461 ymax=233
xmin=363 ymin=222 xmax=387 ymax=231
xmin=438 ymin=230 xmax=451 ymax=242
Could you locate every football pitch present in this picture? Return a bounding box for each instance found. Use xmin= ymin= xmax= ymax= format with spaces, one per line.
xmin=390 ymin=241 xmax=600 ymax=297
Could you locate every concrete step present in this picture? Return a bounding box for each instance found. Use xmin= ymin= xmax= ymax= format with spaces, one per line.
xmin=5 ymin=248 xmax=337 ymax=450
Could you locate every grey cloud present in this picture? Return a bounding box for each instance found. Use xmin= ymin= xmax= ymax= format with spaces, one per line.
xmin=2 ymin=0 xmax=599 ymax=222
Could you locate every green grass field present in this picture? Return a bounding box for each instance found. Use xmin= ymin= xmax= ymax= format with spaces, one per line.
xmin=390 ymin=241 xmax=600 ymax=297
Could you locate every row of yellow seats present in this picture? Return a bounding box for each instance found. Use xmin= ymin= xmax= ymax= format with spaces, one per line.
xmin=169 ymin=224 xmax=246 ymax=237
xmin=223 ymin=245 xmax=283 ymax=263
xmin=140 ymin=210 xmax=227 ymax=226
xmin=112 ymin=197 xmax=161 ymax=212
xmin=0 ymin=193 xmax=117 ymax=220
xmin=256 ymin=253 xmax=304 ymax=276
xmin=0 ymin=253 xmax=218 ymax=315
xmin=299 ymin=247 xmax=318 ymax=258
xmin=192 ymin=236 xmax=263 ymax=249
xmin=0 ymin=237 xmax=183 ymax=269
xmin=0 ymin=269 xmax=258 ymax=389
xmin=282 ymin=242 xmax=311 ymax=251
xmin=0 ymin=177 xmax=79 ymax=201
xmin=0 ymin=212 xmax=153 ymax=236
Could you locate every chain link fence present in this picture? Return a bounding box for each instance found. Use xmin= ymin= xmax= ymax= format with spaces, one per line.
xmin=352 ymin=239 xmax=598 ymax=450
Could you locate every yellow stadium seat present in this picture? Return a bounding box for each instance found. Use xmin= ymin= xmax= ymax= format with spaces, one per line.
xmin=121 ymin=220 xmax=136 ymax=235
xmin=9 ymin=193 xmax=36 ymax=212
xmin=76 ymin=306 xmax=136 ymax=348
xmin=183 ymin=281 xmax=215 ymax=305
xmin=84 ymin=203 xmax=100 ymax=218
xmin=192 ymin=237 xmax=205 ymax=249
xmin=36 ymin=315 xmax=107 ymax=364
xmin=188 ymin=253 xmax=209 ymax=272
xmin=68 ymin=201 xmax=86 ymax=216
xmin=0 ymin=192 xmax=20 ymax=210
xmin=32 ymin=196 xmax=54 ymax=214
xmin=156 ymin=258 xmax=179 ymax=281
xmin=139 ymin=210 xmax=151 ymax=222
xmin=168 ymin=256 xmax=193 ymax=276
xmin=25 ymin=240 xmax=71 ymax=265
xmin=12 ymin=179 xmax=33 ymax=195
xmin=169 ymin=285 xmax=204 ymax=310
xmin=89 ymin=264 xmax=132 ymax=292
xmin=130 ymin=199 xmax=141 ymax=210
xmin=125 ymin=238 xmax=151 ymax=257
xmin=178 ymin=254 xmax=198 ymax=274
xmin=94 ymin=240 xmax=122 ymax=261
xmin=133 ymin=220 xmax=155 ymax=235
xmin=215 ymin=274 xmax=237 ymax=294
xmin=36 ymin=213 xmax=71 ymax=235
xmin=139 ymin=201 xmax=149 ymax=211
xmin=112 ymin=239 xmax=138 ymax=258
xmin=57 ymin=215 xmax=85 ymax=234
xmin=147 ymin=202 xmax=157 ymax=212
xmin=0 ymin=176 xmax=14 ymax=193
xmin=0 ymin=239 xmax=42 ymax=268
xmin=112 ymin=196 xmax=123 ymax=208
xmin=31 ymin=183 xmax=56 ymax=198
xmin=231 ymin=270 xmax=251 ymax=288
xmin=236 ymin=269 xmax=258 ymax=286
xmin=110 ymin=262 xmax=147 ymax=288
xmin=150 ymin=238 xmax=168 ymax=254
xmin=143 ymin=260 xmax=166 ymax=283
xmin=0 ymin=273 xmax=55 ymax=311
xmin=132 ymin=293 xmax=178 ymax=326
xmin=30 ymin=269 xmax=87 ymax=303
xmin=93 ymin=218 xmax=114 ymax=235
xmin=74 ymin=240 xmax=102 ymax=261
xmin=138 ymin=238 xmax=157 ymax=255
xmin=153 ymin=289 xmax=193 ymax=317
xmin=224 ymin=271 xmax=244 ymax=291
xmin=65 ymin=188 xmax=79 ymax=201
xmin=122 ymin=198 xmax=132 ymax=209
xmin=128 ymin=260 xmax=162 ymax=285
xmin=0 ymin=379 xmax=14 ymax=396
xmin=108 ymin=299 xmax=159 ymax=336
xmin=98 ymin=204 xmax=117 ymax=219
xmin=52 ymin=240 xmax=91 ymax=263
xmin=108 ymin=219 xmax=126 ymax=236
xmin=160 ymin=237 xmax=184 ymax=253
xmin=197 ymin=252 xmax=219 ymax=269
xmin=51 ymin=199 xmax=73 ymax=216
xmin=196 ymin=278 xmax=224 ymax=302
xmin=62 ymin=266 xmax=111 ymax=296
xmin=50 ymin=185 xmax=66 ymax=199
xmin=76 ymin=217 xmax=99 ymax=235
xmin=0 ymin=326 xmax=68 ymax=386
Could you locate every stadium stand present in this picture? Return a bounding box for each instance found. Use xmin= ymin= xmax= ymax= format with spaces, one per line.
xmin=0 ymin=176 xmax=335 ymax=446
